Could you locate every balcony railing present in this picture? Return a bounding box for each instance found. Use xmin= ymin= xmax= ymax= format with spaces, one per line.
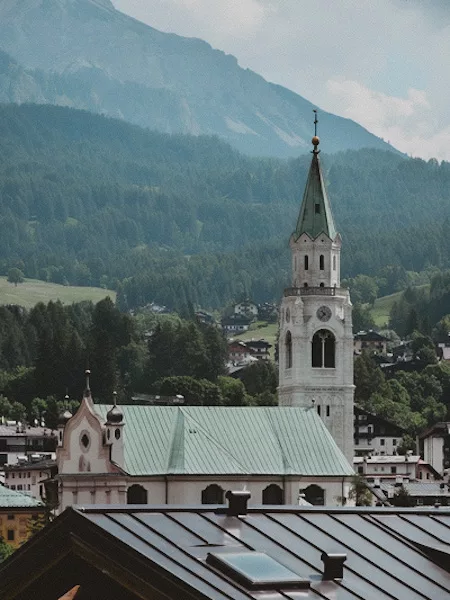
xmin=284 ymin=286 xmax=337 ymax=297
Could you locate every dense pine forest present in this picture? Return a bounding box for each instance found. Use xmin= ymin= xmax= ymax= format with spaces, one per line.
xmin=0 ymin=103 xmax=450 ymax=311
xmin=0 ymin=299 xmax=279 ymax=427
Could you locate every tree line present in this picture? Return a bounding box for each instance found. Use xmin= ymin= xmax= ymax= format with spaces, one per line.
xmin=0 ymin=104 xmax=449 ymax=311
xmin=0 ymin=299 xmax=278 ymax=428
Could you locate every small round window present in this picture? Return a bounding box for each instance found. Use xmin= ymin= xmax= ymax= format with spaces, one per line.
xmin=80 ymin=430 xmax=91 ymax=452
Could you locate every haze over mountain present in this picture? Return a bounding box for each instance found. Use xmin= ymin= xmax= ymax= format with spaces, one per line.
xmin=0 ymin=0 xmax=397 ymax=157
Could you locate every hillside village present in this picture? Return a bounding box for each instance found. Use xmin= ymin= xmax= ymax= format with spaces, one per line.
xmin=1 ymin=125 xmax=450 ymax=597
xmin=1 ymin=129 xmax=450 ymax=533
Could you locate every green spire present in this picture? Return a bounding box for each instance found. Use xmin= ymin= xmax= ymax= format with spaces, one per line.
xmin=293 ymin=113 xmax=337 ymax=240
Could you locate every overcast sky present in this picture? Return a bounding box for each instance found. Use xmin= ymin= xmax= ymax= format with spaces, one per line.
xmin=113 ymin=0 xmax=449 ymax=161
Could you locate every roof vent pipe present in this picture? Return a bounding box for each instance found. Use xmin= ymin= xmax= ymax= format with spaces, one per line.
xmin=226 ymin=490 xmax=251 ymax=516
xmin=321 ymin=552 xmax=347 ymax=580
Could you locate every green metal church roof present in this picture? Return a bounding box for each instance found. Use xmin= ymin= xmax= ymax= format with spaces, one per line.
xmin=294 ymin=150 xmax=337 ymax=240
xmin=96 ymin=405 xmax=353 ymax=477
xmin=0 ymin=485 xmax=44 ymax=509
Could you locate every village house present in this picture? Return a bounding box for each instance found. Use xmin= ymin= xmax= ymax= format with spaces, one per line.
xmin=418 ymin=421 xmax=450 ymax=475
xmin=244 ymin=338 xmax=272 ymax=360
xmin=221 ymin=314 xmax=251 ymax=334
xmin=0 ymin=423 xmax=56 ymax=467
xmin=4 ymin=457 xmax=56 ymax=501
xmin=353 ymin=330 xmax=388 ymax=355
xmin=372 ymin=480 xmax=450 ymax=507
xmin=227 ymin=340 xmax=253 ymax=363
xmin=0 ymin=485 xmax=45 ymax=549
xmin=353 ymin=406 xmax=405 ymax=456
xmin=227 ymin=339 xmax=272 ymax=364
xmin=354 ymin=453 xmax=438 ymax=484
xmin=233 ymin=299 xmax=258 ymax=318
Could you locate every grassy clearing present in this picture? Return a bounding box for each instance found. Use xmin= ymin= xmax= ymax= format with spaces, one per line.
xmin=370 ymin=292 xmax=402 ymax=328
xmin=234 ymin=321 xmax=278 ymax=357
xmin=0 ymin=277 xmax=116 ymax=309
xmin=369 ymin=284 xmax=429 ymax=329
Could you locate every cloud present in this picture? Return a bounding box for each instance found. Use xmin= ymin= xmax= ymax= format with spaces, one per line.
xmin=325 ymin=78 xmax=449 ymax=160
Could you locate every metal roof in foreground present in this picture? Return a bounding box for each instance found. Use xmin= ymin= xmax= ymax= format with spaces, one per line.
xmin=1 ymin=503 xmax=450 ymax=599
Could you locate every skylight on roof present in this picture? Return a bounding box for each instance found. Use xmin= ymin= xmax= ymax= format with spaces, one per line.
xmin=206 ymin=551 xmax=309 ymax=590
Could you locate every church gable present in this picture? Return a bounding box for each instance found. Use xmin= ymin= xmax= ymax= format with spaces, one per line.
xmin=57 ymin=393 xmax=113 ymax=475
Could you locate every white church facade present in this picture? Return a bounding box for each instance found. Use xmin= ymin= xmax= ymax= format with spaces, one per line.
xmin=278 ymin=131 xmax=354 ymax=464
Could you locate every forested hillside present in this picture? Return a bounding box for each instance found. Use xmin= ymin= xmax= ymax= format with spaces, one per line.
xmin=0 ymin=103 xmax=449 ymax=311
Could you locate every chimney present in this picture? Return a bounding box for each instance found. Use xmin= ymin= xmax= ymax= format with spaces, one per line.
xmin=321 ymin=552 xmax=347 ymax=580
xmin=225 ymin=490 xmax=251 ymax=516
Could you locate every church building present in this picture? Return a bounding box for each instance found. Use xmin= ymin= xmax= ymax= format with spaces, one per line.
xmin=53 ymin=372 xmax=354 ymax=512
xmin=278 ymin=122 xmax=354 ymax=464
xmin=50 ymin=119 xmax=356 ymax=512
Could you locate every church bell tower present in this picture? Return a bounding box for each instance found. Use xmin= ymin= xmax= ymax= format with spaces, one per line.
xmin=278 ymin=112 xmax=354 ymax=463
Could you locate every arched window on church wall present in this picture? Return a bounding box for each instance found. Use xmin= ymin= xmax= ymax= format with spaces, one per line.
xmin=319 ymin=255 xmax=324 ymax=270
xmin=262 ymin=484 xmax=284 ymax=505
xmin=304 ymin=484 xmax=325 ymax=506
xmin=285 ymin=331 xmax=292 ymax=369
xmin=312 ymin=330 xmax=335 ymax=368
xmin=333 ymin=255 xmax=336 ymax=271
xmin=127 ymin=484 xmax=148 ymax=504
xmin=202 ymin=484 xmax=224 ymax=504
xmin=304 ymin=255 xmax=309 ymax=270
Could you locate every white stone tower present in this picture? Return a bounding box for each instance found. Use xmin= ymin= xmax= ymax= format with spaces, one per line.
xmin=278 ymin=114 xmax=354 ymax=463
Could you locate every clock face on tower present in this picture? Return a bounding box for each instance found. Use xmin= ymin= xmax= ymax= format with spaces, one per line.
xmin=316 ymin=305 xmax=332 ymax=322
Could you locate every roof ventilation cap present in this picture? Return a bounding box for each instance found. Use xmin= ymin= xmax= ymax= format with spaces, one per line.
xmin=321 ymin=551 xmax=347 ymax=580
xmin=226 ymin=490 xmax=251 ymax=516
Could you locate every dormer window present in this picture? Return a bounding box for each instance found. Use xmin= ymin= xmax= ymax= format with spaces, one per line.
xmin=315 ymin=203 xmax=320 ymax=214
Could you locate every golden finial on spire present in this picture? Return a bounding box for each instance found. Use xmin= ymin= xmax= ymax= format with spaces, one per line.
xmin=312 ymin=109 xmax=320 ymax=153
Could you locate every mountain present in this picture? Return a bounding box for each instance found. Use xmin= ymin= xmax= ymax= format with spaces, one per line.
xmin=0 ymin=0 xmax=396 ymax=158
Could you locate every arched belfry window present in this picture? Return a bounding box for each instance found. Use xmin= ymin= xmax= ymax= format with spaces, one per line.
xmin=304 ymin=255 xmax=309 ymax=271
xmin=202 ymin=484 xmax=224 ymax=504
xmin=333 ymin=255 xmax=336 ymax=271
xmin=127 ymin=484 xmax=148 ymax=504
xmin=285 ymin=331 xmax=293 ymax=369
xmin=312 ymin=330 xmax=335 ymax=368
xmin=262 ymin=484 xmax=284 ymax=505
xmin=319 ymin=255 xmax=324 ymax=270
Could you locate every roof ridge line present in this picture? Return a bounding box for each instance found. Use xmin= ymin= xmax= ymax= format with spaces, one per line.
xmin=167 ymin=407 xmax=185 ymax=473
xmin=180 ymin=407 xmax=248 ymax=474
